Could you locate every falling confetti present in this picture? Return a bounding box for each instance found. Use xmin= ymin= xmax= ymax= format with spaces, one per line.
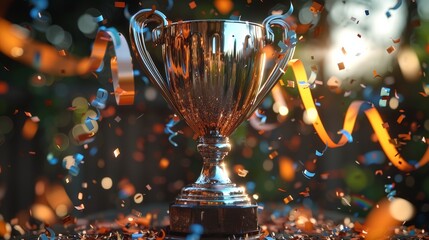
xmin=114 ymin=148 xmax=120 ymax=158
xmin=164 ymin=115 xmax=180 ymax=147
xmin=302 ymin=169 xmax=316 ymax=179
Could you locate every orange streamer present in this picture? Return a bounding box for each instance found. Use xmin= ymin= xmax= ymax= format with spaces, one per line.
xmin=288 ymin=59 xmax=429 ymax=172
xmin=0 ymin=17 xmax=134 ymax=105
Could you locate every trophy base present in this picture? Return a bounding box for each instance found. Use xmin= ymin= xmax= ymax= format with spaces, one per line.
xmin=169 ymin=203 xmax=259 ymax=238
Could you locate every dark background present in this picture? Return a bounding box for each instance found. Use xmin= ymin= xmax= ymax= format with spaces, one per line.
xmin=0 ymin=0 xmax=428 ymax=230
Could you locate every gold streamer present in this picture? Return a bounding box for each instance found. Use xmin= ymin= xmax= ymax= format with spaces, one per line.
xmin=288 ymin=59 xmax=429 ymax=172
xmin=0 ymin=17 xmax=134 ymax=105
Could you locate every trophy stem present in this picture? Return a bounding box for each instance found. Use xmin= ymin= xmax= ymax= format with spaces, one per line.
xmin=195 ymin=132 xmax=232 ymax=185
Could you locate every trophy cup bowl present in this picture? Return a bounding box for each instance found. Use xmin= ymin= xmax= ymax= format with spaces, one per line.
xmin=130 ymin=9 xmax=295 ymax=238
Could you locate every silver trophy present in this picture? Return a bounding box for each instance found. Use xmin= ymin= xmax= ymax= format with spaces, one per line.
xmin=130 ymin=8 xmax=295 ymax=237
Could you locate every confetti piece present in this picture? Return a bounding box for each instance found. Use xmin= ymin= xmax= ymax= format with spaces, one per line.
xmin=114 ymin=1 xmax=126 ymax=8
xmin=134 ymin=193 xmax=144 ymax=204
xmin=114 ymin=148 xmax=120 ymax=157
xmin=337 ymin=62 xmax=345 ymax=70
xmin=362 ymin=150 xmax=385 ymax=165
xmin=397 ymin=114 xmax=405 ymax=124
xmin=386 ymin=46 xmax=396 ymax=54
xmin=39 ymin=227 xmax=55 ymax=240
xmin=375 ymin=169 xmax=383 ymax=175
xmin=114 ymin=116 xmax=121 ymax=122
xmin=165 ymin=116 xmax=180 ymax=147
xmin=255 ymin=109 xmax=267 ymax=124
xmin=91 ymin=88 xmax=108 ymax=109
xmin=341 ymin=47 xmax=347 ymax=55
xmin=74 ymin=203 xmax=85 ymax=211
xmin=269 ymin=151 xmax=278 ymax=159
xmin=31 ymin=116 xmax=40 ymax=122
xmin=189 ymin=1 xmax=197 ymax=9
xmin=302 ymin=169 xmax=315 ymax=179
xmin=146 ymin=184 xmax=152 ymax=191
xmin=337 ymin=129 xmax=353 ymax=143
xmin=315 ymin=142 xmax=328 ymax=156
xmin=237 ymin=168 xmax=249 ymax=177
xmin=385 ymin=0 xmax=402 ymax=18
xmin=365 ymin=10 xmax=369 ymax=15
xmin=392 ymin=38 xmax=401 ymax=44
xmin=283 ymin=195 xmax=294 ymax=204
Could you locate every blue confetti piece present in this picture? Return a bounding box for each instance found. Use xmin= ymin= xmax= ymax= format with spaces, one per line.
xmin=95 ymin=15 xmax=104 ymax=23
xmin=315 ymin=142 xmax=328 ymax=156
xmin=363 ymin=150 xmax=385 ymax=165
xmin=189 ymin=224 xmax=204 ymax=235
xmin=39 ymin=227 xmax=55 ymax=240
xmin=379 ymin=99 xmax=387 ymax=107
xmin=385 ymin=0 xmax=402 ymax=18
xmin=302 ymin=169 xmax=315 ymax=179
xmin=132 ymin=233 xmax=143 ymax=239
xmin=166 ymin=0 xmax=174 ymax=11
xmin=380 ymin=87 xmax=390 ymax=96
xmin=74 ymin=153 xmax=84 ymax=163
xmin=141 ymin=76 xmax=149 ymax=85
xmin=315 ymin=102 xmax=321 ymax=107
xmin=69 ymin=165 xmax=80 ymax=176
xmin=133 ymin=70 xmax=140 ymax=76
xmin=85 ymin=118 xmax=95 ymax=130
xmin=384 ymin=183 xmax=395 ymax=193
xmin=387 ymin=190 xmax=396 ymax=200
xmin=255 ymin=109 xmax=267 ymax=124
xmin=365 ymin=10 xmax=369 ymax=15
xmin=165 ymin=116 xmax=180 ymax=147
xmin=338 ymin=129 xmax=353 ymax=143
xmin=46 ymin=153 xmax=58 ymax=165
xmin=168 ymin=132 xmax=178 ymax=147
xmin=33 ymin=51 xmax=41 ymax=69
xmin=89 ymin=147 xmax=98 ymax=156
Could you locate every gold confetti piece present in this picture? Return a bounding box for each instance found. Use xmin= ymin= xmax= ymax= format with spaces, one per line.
xmin=114 ymin=148 xmax=120 ymax=158
xmin=397 ymin=114 xmax=405 ymax=124
xmin=337 ymin=62 xmax=345 ymax=70
xmin=287 ymin=80 xmax=295 ymax=88
xmin=269 ymin=151 xmax=278 ymax=159
xmin=386 ymin=46 xmax=396 ymax=54
xmin=237 ymin=168 xmax=249 ymax=177
xmin=283 ymin=195 xmax=294 ymax=204
xmin=114 ymin=1 xmax=126 ymax=8
xmin=189 ymin=1 xmax=197 ymax=9
xmin=341 ymin=47 xmax=347 ymax=55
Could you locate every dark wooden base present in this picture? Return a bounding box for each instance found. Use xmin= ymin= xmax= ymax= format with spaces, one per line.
xmin=168 ymin=203 xmax=259 ymax=238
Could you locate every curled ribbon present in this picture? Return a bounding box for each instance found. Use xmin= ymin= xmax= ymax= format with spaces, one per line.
xmin=0 ymin=17 xmax=134 ymax=105
xmin=288 ymin=59 xmax=429 ymax=172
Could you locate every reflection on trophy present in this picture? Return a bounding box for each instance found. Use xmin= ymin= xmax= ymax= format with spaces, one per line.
xmin=130 ymin=8 xmax=295 ymax=237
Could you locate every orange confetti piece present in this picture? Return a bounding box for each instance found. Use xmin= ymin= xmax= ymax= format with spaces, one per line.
xmin=341 ymin=47 xmax=347 ymax=55
xmin=397 ymin=114 xmax=406 ymax=124
xmin=392 ymin=38 xmax=401 ymax=44
xmin=114 ymin=1 xmax=126 ymax=8
xmin=189 ymin=1 xmax=197 ymax=9
xmin=269 ymin=151 xmax=278 ymax=159
xmin=386 ymin=45 xmax=396 ymax=54
xmin=375 ymin=170 xmax=383 ymax=175
xmin=22 ymin=119 xmax=38 ymax=140
xmin=373 ymin=70 xmax=382 ymax=78
xmin=283 ymin=195 xmax=294 ymax=204
xmin=337 ymin=62 xmax=345 ymax=70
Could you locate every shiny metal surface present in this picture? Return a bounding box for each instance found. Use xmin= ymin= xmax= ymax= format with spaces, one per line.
xmin=130 ymin=9 xmax=295 ymax=206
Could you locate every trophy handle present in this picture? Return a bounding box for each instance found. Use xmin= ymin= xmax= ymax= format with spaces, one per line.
xmin=129 ymin=10 xmax=183 ymax=117
xmin=250 ymin=7 xmax=296 ymax=115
